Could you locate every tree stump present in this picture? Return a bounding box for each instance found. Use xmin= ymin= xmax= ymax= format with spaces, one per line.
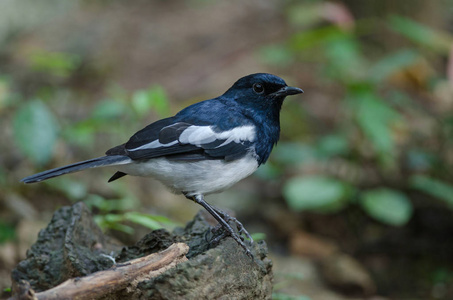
xmin=10 ymin=202 xmax=273 ymax=299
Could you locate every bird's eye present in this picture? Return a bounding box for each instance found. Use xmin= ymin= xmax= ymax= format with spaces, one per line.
xmin=253 ymin=83 xmax=264 ymax=94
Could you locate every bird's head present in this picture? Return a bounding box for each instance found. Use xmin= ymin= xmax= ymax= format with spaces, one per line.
xmin=222 ymin=73 xmax=303 ymax=115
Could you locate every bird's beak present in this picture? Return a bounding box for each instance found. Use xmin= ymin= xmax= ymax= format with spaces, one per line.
xmin=271 ymin=86 xmax=304 ymax=98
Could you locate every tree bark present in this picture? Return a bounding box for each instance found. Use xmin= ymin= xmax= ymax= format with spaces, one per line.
xmin=10 ymin=202 xmax=273 ymax=299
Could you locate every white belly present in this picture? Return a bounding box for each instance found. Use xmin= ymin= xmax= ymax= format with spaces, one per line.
xmin=116 ymin=154 xmax=259 ymax=196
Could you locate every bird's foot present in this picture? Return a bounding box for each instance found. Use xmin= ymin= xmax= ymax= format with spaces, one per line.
xmin=207 ymin=225 xmax=253 ymax=258
xmin=212 ymin=209 xmax=254 ymax=243
xmin=205 ymin=209 xmax=254 ymax=259
xmin=188 ymin=194 xmax=254 ymax=259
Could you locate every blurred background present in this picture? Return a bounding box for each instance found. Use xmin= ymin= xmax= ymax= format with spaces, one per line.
xmin=1 ymin=0 xmax=453 ymax=299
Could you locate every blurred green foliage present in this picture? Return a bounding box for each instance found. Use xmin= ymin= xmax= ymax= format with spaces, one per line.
xmin=250 ymin=232 xmax=266 ymax=242
xmin=0 ymin=221 xmax=15 ymax=243
xmin=410 ymin=175 xmax=453 ymax=207
xmin=3 ymin=49 xmax=175 ymax=236
xmin=359 ymin=188 xmax=412 ymax=226
xmin=3 ymin=1 xmax=453 ymax=242
xmin=28 ymin=51 xmax=81 ymax=78
xmin=283 ymin=175 xmax=353 ymax=213
xmin=262 ymin=7 xmax=453 ymax=226
xmin=63 ymin=85 xmax=170 ymax=148
xmin=13 ymin=100 xmax=59 ymax=165
xmin=94 ymin=211 xmax=178 ymax=234
xmin=389 ymin=15 xmax=453 ymax=54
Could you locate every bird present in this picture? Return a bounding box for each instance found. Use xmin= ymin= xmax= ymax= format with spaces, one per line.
xmin=21 ymin=73 xmax=304 ymax=257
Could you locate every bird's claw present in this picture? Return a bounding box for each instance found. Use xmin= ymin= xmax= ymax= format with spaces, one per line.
xmin=206 ymin=208 xmax=255 ymax=259
xmin=208 ymin=228 xmax=254 ymax=259
xmin=212 ymin=209 xmax=254 ymax=243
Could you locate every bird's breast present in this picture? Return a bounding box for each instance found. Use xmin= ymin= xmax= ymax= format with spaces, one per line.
xmin=116 ymin=153 xmax=259 ymax=196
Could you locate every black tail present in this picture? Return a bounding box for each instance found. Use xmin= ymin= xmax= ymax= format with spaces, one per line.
xmin=21 ymin=155 xmax=130 ymax=184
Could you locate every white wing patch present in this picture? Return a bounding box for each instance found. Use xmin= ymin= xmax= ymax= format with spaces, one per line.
xmin=128 ymin=125 xmax=256 ymax=152
xmin=178 ymin=126 xmax=217 ymax=145
xmin=179 ymin=125 xmax=256 ymax=146
xmin=129 ymin=140 xmax=178 ymax=151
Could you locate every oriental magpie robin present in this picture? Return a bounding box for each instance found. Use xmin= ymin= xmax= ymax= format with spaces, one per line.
xmin=21 ymin=73 xmax=303 ymax=257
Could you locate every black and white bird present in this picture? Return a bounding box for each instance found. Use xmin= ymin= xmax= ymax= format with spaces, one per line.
xmin=21 ymin=73 xmax=303 ymax=257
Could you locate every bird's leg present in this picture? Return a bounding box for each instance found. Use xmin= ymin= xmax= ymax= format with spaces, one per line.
xmin=189 ymin=194 xmax=253 ymax=258
xmin=211 ymin=207 xmax=254 ymax=243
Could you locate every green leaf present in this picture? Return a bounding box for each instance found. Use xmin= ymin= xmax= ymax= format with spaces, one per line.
xmin=132 ymin=85 xmax=170 ymax=118
xmin=352 ymin=91 xmax=401 ymax=165
xmin=107 ymin=223 xmax=134 ymax=234
xmin=13 ymin=100 xmax=59 ymax=165
xmin=283 ymin=176 xmax=353 ymax=212
xmin=253 ymin=162 xmax=282 ymax=180
xmin=28 ymin=51 xmax=80 ymax=77
xmin=92 ymin=99 xmax=127 ymax=120
xmin=250 ymin=232 xmax=266 ymax=242
xmin=370 ymin=49 xmax=419 ymax=83
xmin=62 ymin=120 xmax=96 ymax=147
xmin=104 ymin=214 xmax=125 ymax=223
xmin=289 ymin=26 xmax=347 ymax=51
xmin=147 ymin=214 xmax=179 ymax=226
xmin=316 ymin=134 xmax=349 ymax=159
xmin=94 ymin=215 xmax=134 ymax=234
xmin=0 ymin=220 xmax=16 ymax=243
xmin=0 ymin=77 xmax=12 ymax=111
xmin=125 ymin=212 xmax=169 ymax=230
xmin=259 ymin=44 xmax=294 ymax=67
xmin=84 ymin=195 xmax=137 ymax=213
xmin=360 ymin=188 xmax=413 ymax=226
xmin=410 ymin=175 xmax=453 ymax=206
xmin=272 ymin=142 xmax=317 ymax=165
xmin=46 ymin=177 xmax=88 ymax=201
xmin=388 ymin=15 xmax=453 ymax=54
xmin=324 ymin=35 xmax=367 ymax=81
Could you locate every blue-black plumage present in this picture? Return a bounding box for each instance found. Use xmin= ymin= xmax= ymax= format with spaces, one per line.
xmin=20 ymin=73 xmax=303 ymax=257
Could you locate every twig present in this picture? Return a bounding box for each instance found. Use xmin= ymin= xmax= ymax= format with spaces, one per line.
xmin=11 ymin=243 xmax=189 ymax=300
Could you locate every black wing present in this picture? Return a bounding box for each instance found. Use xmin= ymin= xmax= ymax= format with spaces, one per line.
xmin=106 ymin=117 xmax=257 ymax=162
